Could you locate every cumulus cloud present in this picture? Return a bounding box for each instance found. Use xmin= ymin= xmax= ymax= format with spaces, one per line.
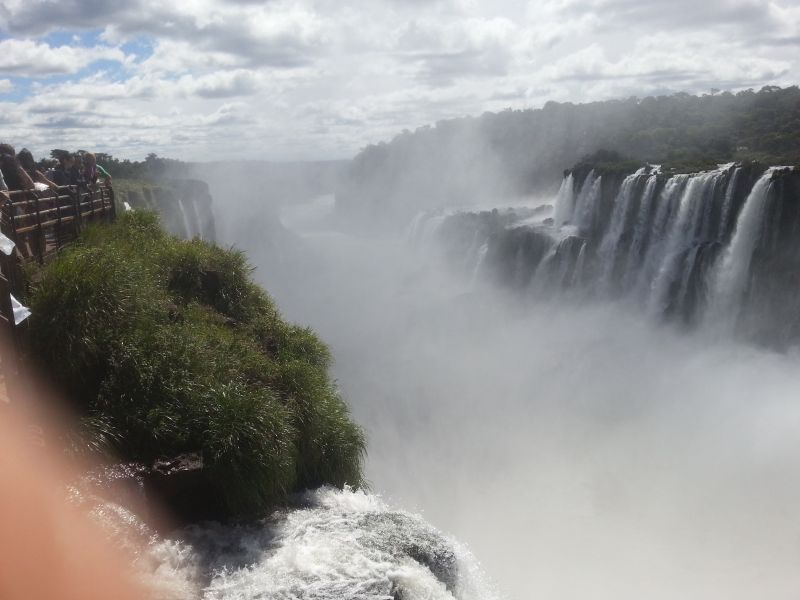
xmin=0 ymin=38 xmax=128 ymax=76
xmin=181 ymin=70 xmax=263 ymax=98
xmin=4 ymin=0 xmax=327 ymax=68
xmin=0 ymin=0 xmax=797 ymax=160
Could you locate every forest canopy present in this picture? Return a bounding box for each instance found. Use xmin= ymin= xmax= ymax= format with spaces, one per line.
xmin=335 ymin=86 xmax=800 ymax=225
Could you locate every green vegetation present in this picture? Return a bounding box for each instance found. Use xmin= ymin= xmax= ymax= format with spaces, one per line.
xmin=38 ymin=152 xmax=190 ymax=181
xmin=27 ymin=212 xmax=364 ymax=515
xmin=338 ymin=85 xmax=800 ymax=224
xmin=569 ymin=149 xmax=646 ymax=175
xmin=109 ymin=178 xmax=151 ymax=197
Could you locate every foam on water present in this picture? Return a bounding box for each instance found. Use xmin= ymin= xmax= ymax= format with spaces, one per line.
xmin=142 ymin=487 xmax=500 ymax=600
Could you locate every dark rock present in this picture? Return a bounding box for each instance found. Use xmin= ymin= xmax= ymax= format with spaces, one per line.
xmin=143 ymin=453 xmax=226 ymax=527
xmin=79 ymin=453 xmax=227 ymax=531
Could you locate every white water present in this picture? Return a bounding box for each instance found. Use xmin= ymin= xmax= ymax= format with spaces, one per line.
xmin=634 ymin=175 xmax=689 ymax=299
xmin=571 ymin=170 xmax=601 ymax=232
xmin=178 ymin=197 xmax=196 ymax=239
xmin=552 ymin=173 xmax=575 ymax=228
xmin=144 ymin=488 xmax=498 ymax=600
xmin=471 ymin=243 xmax=489 ymax=286
xmin=621 ymin=173 xmax=659 ymax=288
xmin=719 ymin=167 xmax=742 ymax=237
xmin=706 ymin=168 xmax=779 ymax=325
xmin=647 ymin=170 xmax=725 ymax=316
xmin=597 ymin=168 xmax=647 ymax=290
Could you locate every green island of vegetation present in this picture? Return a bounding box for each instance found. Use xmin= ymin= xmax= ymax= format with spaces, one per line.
xmin=26 ymin=211 xmax=365 ymax=517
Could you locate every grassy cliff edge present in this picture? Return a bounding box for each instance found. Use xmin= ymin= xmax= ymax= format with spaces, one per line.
xmin=27 ymin=211 xmax=365 ymax=517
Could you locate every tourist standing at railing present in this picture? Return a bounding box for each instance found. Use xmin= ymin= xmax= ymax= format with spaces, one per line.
xmin=17 ymin=149 xmax=57 ymax=191
xmin=83 ymin=152 xmax=98 ymax=186
xmin=96 ymin=163 xmax=112 ymax=187
xmin=0 ymin=144 xmax=35 ymax=192
xmin=51 ymin=151 xmax=74 ymax=187
xmin=17 ymin=149 xmax=59 ymax=252
xmin=68 ymin=153 xmax=85 ymax=187
xmin=44 ymin=160 xmax=58 ymax=183
xmin=0 ymin=145 xmax=36 ymax=258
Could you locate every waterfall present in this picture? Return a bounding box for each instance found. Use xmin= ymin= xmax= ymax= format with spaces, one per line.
xmin=553 ymin=173 xmax=576 ymax=227
xmin=634 ymin=175 xmax=689 ymax=300
xmin=529 ymin=244 xmax=559 ymax=290
xmin=675 ymin=244 xmax=702 ymax=318
xmin=185 ymin=196 xmax=203 ymax=240
xmin=177 ymin=197 xmax=195 ymax=238
xmin=409 ymin=211 xmax=449 ymax=246
xmin=597 ymin=168 xmax=647 ymax=290
xmin=572 ymin=240 xmax=588 ymax=287
xmin=428 ymin=163 xmax=798 ymax=343
xmin=572 ymin=171 xmax=602 ymax=233
xmin=706 ymin=168 xmax=779 ymax=325
xmin=718 ymin=166 xmax=741 ymax=240
xmin=470 ymin=242 xmax=489 ymax=286
xmin=621 ymin=173 xmax=659 ymax=288
xmin=407 ymin=210 xmax=429 ymax=243
xmin=647 ymin=169 xmax=728 ymax=316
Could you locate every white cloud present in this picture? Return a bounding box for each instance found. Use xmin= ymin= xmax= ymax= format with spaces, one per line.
xmin=0 ymin=0 xmax=797 ymax=160
xmin=0 ymin=39 xmax=128 ymax=76
xmin=179 ymin=70 xmax=263 ymax=98
xmin=0 ymin=79 xmax=13 ymax=93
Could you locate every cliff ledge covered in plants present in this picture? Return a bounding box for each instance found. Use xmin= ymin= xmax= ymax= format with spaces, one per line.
xmin=27 ymin=212 xmax=365 ymax=518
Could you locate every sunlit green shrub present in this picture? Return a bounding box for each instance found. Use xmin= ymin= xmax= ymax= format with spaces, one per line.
xmin=28 ymin=211 xmax=364 ymax=516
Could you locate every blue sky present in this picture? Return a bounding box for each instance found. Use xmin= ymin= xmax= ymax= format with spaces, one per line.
xmin=1 ymin=0 xmax=799 ymax=161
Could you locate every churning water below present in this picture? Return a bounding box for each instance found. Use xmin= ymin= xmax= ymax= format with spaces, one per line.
xmin=143 ymin=487 xmax=498 ymax=600
xmin=191 ymin=193 xmax=800 ymax=600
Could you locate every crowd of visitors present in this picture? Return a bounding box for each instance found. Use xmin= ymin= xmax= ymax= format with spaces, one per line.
xmin=0 ymin=144 xmax=114 ymax=261
xmin=0 ymin=145 xmax=111 ymax=202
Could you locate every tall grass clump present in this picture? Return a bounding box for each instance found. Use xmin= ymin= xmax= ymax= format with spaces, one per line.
xmin=28 ymin=211 xmax=364 ymax=516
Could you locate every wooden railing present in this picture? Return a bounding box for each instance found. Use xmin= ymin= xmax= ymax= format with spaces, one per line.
xmin=0 ymin=185 xmax=116 ymax=389
xmin=4 ymin=185 xmax=115 ymax=265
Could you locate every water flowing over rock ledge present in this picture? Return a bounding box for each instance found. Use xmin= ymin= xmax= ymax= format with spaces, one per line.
xmin=73 ymin=478 xmax=499 ymax=600
xmin=415 ymin=162 xmax=800 ymax=347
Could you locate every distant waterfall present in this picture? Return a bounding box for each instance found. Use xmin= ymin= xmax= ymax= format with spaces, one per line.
xmin=621 ymin=173 xmax=659 ymax=289
xmin=427 ymin=163 xmax=799 ymax=343
xmin=647 ymin=168 xmax=729 ymax=317
xmin=553 ymin=173 xmax=575 ymax=227
xmin=572 ymin=170 xmax=602 ymax=233
xmin=706 ymin=168 xmax=778 ymax=324
xmin=471 ymin=242 xmax=489 ymax=285
xmin=719 ymin=166 xmax=742 ymax=239
xmin=177 ymin=197 xmax=195 ymax=238
xmin=597 ymin=168 xmax=648 ymax=289
xmin=408 ymin=210 xmax=450 ymax=246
